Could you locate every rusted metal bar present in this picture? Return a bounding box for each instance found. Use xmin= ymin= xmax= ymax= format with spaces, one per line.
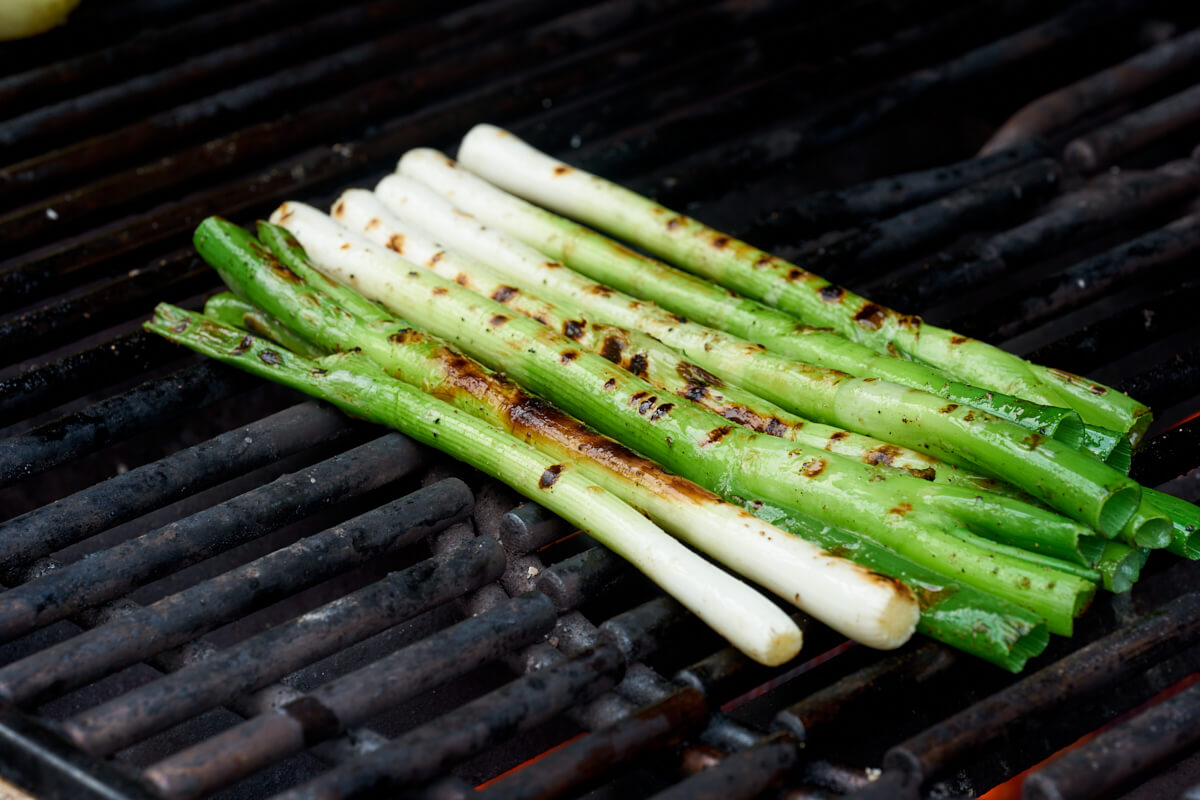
xmin=882 ymin=592 xmax=1200 ymax=786
xmin=982 ymin=26 xmax=1200 ymax=155
xmin=144 ymin=592 xmax=555 ymax=800
xmin=0 ymin=330 xmax=178 ymax=426
xmin=1022 ymin=681 xmax=1200 ymax=800
xmin=478 ymin=688 xmax=710 ymax=800
xmin=0 ymin=361 xmax=250 ymax=490
xmin=772 ymin=643 xmax=957 ymax=744
xmin=0 ymin=434 xmax=424 ymax=653
xmin=0 ymin=402 xmax=355 ymax=568
xmin=965 ymin=213 xmax=1200 ymax=339
xmin=871 ymin=156 xmax=1200 ymax=310
xmin=0 ymin=0 xmax=736 ymax=314
xmin=275 ymin=595 xmax=689 ymax=799
xmin=0 ymin=478 xmax=471 ymax=709
xmin=749 ymin=138 xmax=1048 ymax=238
xmin=810 ymin=157 xmax=1062 ymax=280
xmin=61 ymin=537 xmax=506 ymax=756
xmin=650 ymin=733 xmax=799 ymax=800
xmin=1066 ymin=82 xmax=1200 ymax=173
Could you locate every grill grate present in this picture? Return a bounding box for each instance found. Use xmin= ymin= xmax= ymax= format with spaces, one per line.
xmin=2 ymin=1 xmax=1200 ymax=798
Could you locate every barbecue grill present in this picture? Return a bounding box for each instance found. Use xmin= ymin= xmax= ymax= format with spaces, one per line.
xmin=2 ymin=1 xmax=1200 ymax=798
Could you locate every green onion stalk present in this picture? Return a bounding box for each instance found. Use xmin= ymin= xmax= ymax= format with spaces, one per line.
xmin=448 ymin=124 xmax=1153 ymax=445
xmin=317 ymin=177 xmax=1150 ymax=546
xmin=265 ymin=206 xmax=1102 ymax=637
xmin=398 ymin=147 xmax=1128 ymax=469
xmin=145 ymin=303 xmax=806 ymax=666
xmin=200 ymin=219 xmax=922 ymax=652
xmin=192 ymin=218 xmax=1053 ymax=671
xmin=331 ymin=187 xmax=1008 ymax=497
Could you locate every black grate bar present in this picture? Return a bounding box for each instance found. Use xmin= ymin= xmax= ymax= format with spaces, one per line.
xmin=0 ymin=330 xmax=179 ymax=427
xmin=0 ymin=433 xmax=424 ymax=657
xmin=880 ymin=591 xmax=1200 ymax=786
xmin=144 ymin=591 xmax=556 ymax=800
xmin=61 ymin=536 xmax=507 ymax=757
xmin=478 ymin=687 xmax=710 ymax=800
xmin=949 ymin=212 xmax=1200 ymax=339
xmin=1066 ymin=81 xmax=1200 ymax=173
xmin=268 ymin=598 xmax=691 ymax=799
xmin=868 ymin=156 xmax=1200 ymax=309
xmin=0 ymin=478 xmax=470 ymax=712
xmin=649 ymin=733 xmax=798 ymax=800
xmin=0 ymin=402 xmax=355 ymax=568
xmin=0 ymin=361 xmax=250 ymax=490
xmin=1023 ymin=680 xmax=1200 ymax=800
xmin=746 ymin=137 xmax=1049 ymax=240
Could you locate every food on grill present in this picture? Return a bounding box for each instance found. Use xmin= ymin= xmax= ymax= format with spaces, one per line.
xmin=455 ymin=125 xmax=1153 ymax=443
xmin=146 ymin=127 xmax=1199 ymax=675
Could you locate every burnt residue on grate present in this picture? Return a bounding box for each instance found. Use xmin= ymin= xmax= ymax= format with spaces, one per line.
xmin=1 ymin=2 xmax=1200 ymax=800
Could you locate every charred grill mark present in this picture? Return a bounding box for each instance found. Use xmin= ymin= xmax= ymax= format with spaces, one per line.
xmin=854 ymin=303 xmax=888 ymax=331
xmin=600 ymin=336 xmax=627 ymax=363
xmin=638 ymin=396 xmax=658 ymax=415
xmin=754 ymin=255 xmax=774 ymax=269
xmin=365 ymin=217 xmax=380 ymax=230
xmin=258 ymin=349 xmax=282 ymax=365
xmin=559 ymin=350 xmax=578 ymax=364
xmin=603 ymin=378 xmax=616 ymax=391
xmin=1021 ymin=433 xmax=1046 ymax=449
xmin=666 ymin=216 xmax=686 ymax=231
xmin=277 ymin=205 xmax=296 ymax=223
xmin=1047 ymin=367 xmax=1108 ymax=395
xmin=491 ymin=285 xmax=518 ymax=302
xmin=940 ymin=404 xmax=959 ymax=414
xmin=701 ymin=426 xmax=733 ymax=447
xmin=863 ymin=445 xmax=902 ymax=466
xmin=230 ymin=334 xmax=253 ymax=355
xmin=682 ymin=383 xmax=708 ymax=401
xmin=387 ymin=234 xmax=405 ymax=254
xmin=488 ymin=314 xmax=508 ymax=327
xmin=827 ymin=431 xmax=850 ymax=448
xmin=432 ymin=287 xmax=448 ymax=296
xmin=907 ymin=466 xmax=937 ymax=481
xmin=819 ymin=285 xmax=844 ymax=302
xmin=629 ymin=391 xmax=648 ymax=406
xmin=538 ymin=464 xmax=563 ymax=488
xmin=586 ymin=284 xmax=613 ymax=297
xmin=801 ymin=459 xmax=826 ymax=477
xmin=389 ymin=328 xmax=424 ymax=345
xmin=552 ymin=165 xmax=571 ymax=177
xmin=949 ymin=336 xmax=968 ymax=345
xmin=711 ymin=235 xmax=731 ymax=249
xmin=310 ymin=368 xmax=328 ymax=377
xmin=562 ymin=319 xmax=586 ymax=340
xmin=455 ymin=273 xmax=470 ymax=287
xmin=676 ymin=361 xmax=723 ymax=387
xmin=429 ymin=251 xmax=444 ymax=266
xmin=963 ymin=410 xmax=977 ymax=422
xmin=170 ymin=319 xmax=190 ymax=334
xmin=650 ymin=403 xmax=674 ymax=421
xmin=543 ymin=260 xmax=562 ymax=269
xmin=786 ymin=268 xmax=806 ymax=281
xmin=339 ymin=242 xmax=351 ymax=250
xmin=889 ymin=503 xmax=913 ymax=516
xmin=765 ymin=418 xmax=788 ymax=437
xmin=628 ymin=353 xmax=648 ymax=377
xmin=898 ymin=315 xmax=921 ymax=331
xmin=332 ymin=200 xmax=345 ymax=217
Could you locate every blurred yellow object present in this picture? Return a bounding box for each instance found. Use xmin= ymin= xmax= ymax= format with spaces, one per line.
xmin=0 ymin=0 xmax=81 ymax=41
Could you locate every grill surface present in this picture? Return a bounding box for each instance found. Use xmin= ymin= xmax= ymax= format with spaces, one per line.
xmin=2 ymin=1 xmax=1200 ymax=799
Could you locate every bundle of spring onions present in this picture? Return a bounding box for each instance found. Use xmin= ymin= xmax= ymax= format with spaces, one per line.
xmin=148 ymin=124 xmax=1200 ymax=673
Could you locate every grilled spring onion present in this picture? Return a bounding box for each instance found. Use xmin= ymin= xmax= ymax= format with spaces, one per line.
xmin=147 ymin=303 xmax=804 ymax=666
xmin=312 ymin=179 xmax=1148 ymax=545
xmin=396 ymin=148 xmax=1140 ymax=468
xmin=191 ymin=219 xmax=1046 ymax=671
xmin=332 ymin=186 xmax=1009 ymax=496
xmin=451 ymin=124 xmax=1152 ymax=443
xmin=265 ymin=206 xmax=1101 ymax=636
xmin=202 ymin=219 xmax=921 ymax=650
